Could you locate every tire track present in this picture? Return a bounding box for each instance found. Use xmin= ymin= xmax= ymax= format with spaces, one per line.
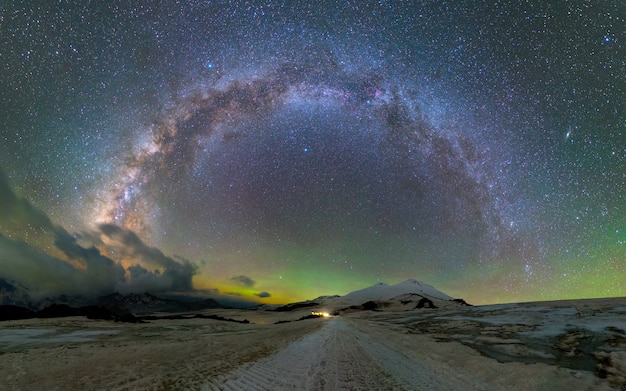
xmin=204 ymin=318 xmax=468 ymax=390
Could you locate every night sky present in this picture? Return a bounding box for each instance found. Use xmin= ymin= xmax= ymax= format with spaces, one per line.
xmin=1 ymin=1 xmax=624 ymax=305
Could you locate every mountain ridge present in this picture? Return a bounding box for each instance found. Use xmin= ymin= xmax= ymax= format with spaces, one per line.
xmin=339 ymin=279 xmax=453 ymax=304
xmin=265 ymin=278 xmax=464 ymax=313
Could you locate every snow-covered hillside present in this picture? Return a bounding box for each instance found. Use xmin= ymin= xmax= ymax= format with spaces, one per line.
xmin=311 ymin=279 xmax=454 ymax=309
xmin=262 ymin=279 xmax=458 ymax=313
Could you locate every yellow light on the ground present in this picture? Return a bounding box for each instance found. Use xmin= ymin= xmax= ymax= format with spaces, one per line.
xmin=311 ymin=311 xmax=331 ymax=318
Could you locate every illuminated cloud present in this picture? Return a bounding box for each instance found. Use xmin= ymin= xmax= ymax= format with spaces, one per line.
xmin=96 ymin=223 xmax=197 ymax=292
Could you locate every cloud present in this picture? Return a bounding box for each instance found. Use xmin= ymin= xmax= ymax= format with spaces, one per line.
xmin=0 ymin=171 xmax=122 ymax=298
xmin=254 ymin=291 xmax=271 ymax=298
xmin=230 ymin=275 xmax=255 ymax=287
xmin=0 ymin=171 xmax=197 ymax=301
xmin=95 ymin=223 xmax=197 ymax=291
xmin=0 ymin=231 xmax=112 ymax=300
xmin=54 ymin=228 xmax=127 ymax=286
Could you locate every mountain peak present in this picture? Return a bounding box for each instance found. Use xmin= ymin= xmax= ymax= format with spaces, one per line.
xmin=336 ymin=278 xmax=452 ymax=306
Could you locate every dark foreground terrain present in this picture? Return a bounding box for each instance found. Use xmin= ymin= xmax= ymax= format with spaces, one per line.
xmin=1 ymin=297 xmax=625 ymax=390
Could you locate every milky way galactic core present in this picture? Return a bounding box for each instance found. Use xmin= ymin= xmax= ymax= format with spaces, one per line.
xmin=0 ymin=1 xmax=624 ymax=304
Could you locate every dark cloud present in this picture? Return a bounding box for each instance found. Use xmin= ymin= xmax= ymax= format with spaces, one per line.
xmin=126 ymin=264 xmax=187 ymax=293
xmin=230 ymin=275 xmax=255 ymax=287
xmin=254 ymin=291 xmax=271 ymax=298
xmin=0 ymin=172 xmax=197 ymax=301
xmin=0 ymin=171 xmax=121 ymax=298
xmin=0 ymin=231 xmax=111 ymax=300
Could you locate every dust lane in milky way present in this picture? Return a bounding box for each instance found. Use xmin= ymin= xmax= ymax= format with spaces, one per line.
xmin=103 ymin=64 xmax=506 ymax=250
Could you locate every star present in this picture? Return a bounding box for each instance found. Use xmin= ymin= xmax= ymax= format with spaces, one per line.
xmin=0 ymin=1 xmax=624 ymax=305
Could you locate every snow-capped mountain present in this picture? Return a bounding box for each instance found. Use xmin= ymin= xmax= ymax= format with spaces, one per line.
xmin=272 ymin=279 xmax=460 ymax=313
xmin=336 ymin=279 xmax=453 ymax=306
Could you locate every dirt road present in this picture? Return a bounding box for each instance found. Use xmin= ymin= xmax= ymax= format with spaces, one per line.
xmin=207 ymin=317 xmax=470 ymax=390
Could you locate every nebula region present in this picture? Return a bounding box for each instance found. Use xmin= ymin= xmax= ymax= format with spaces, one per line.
xmin=0 ymin=1 xmax=624 ymax=304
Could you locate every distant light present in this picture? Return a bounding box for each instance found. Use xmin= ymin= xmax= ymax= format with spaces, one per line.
xmin=312 ymin=311 xmax=331 ymax=318
xmin=303 ymin=147 xmax=309 ymax=152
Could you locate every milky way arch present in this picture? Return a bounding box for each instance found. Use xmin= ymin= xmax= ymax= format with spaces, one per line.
xmin=98 ymin=60 xmax=516 ymax=265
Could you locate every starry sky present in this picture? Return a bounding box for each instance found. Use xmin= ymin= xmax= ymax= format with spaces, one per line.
xmin=0 ymin=1 xmax=624 ymax=305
